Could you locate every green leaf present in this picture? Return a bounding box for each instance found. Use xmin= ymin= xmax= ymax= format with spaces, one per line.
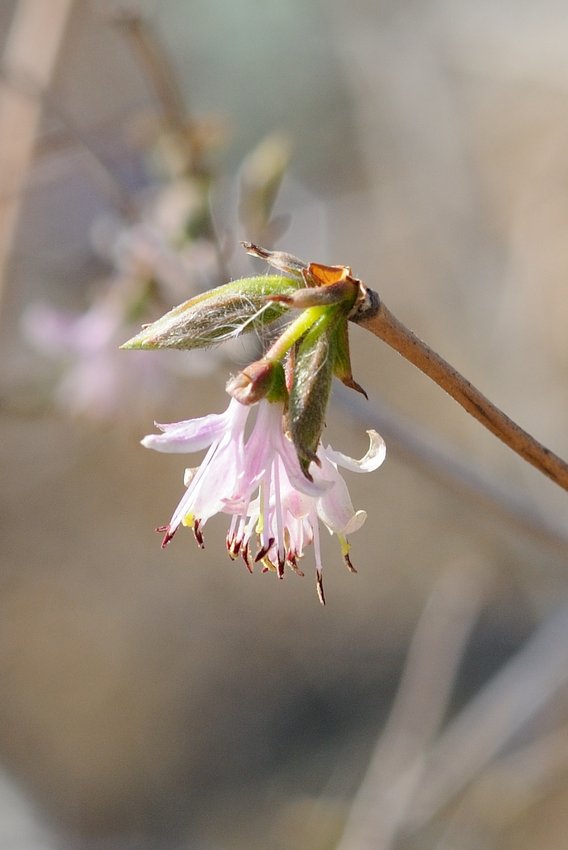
xmin=288 ymin=306 xmax=344 ymax=477
xmin=333 ymin=319 xmax=367 ymax=398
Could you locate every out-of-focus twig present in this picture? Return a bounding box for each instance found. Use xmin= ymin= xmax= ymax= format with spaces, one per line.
xmin=108 ymin=9 xmax=230 ymax=282
xmin=408 ymin=602 xmax=568 ymax=828
xmin=336 ymin=563 xmax=485 ymax=850
xmin=0 ymin=0 xmax=75 ymax=310
xmin=109 ymin=8 xmax=200 ymax=171
xmin=0 ymin=65 xmax=134 ymax=216
xmin=352 ymin=289 xmax=568 ymax=492
xmin=434 ymin=722 xmax=568 ymax=850
xmin=334 ymin=385 xmax=568 ymax=556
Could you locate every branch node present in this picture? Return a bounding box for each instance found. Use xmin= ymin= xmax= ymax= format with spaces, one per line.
xmin=350 ymin=284 xmax=381 ymax=324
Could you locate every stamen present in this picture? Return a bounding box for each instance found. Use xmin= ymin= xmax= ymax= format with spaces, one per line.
xmin=227 ymin=514 xmax=238 ymax=545
xmin=272 ymin=458 xmax=286 ymax=573
xmin=259 ymin=478 xmax=269 ymax=549
xmin=192 ymin=519 xmax=205 ymax=549
xmin=255 ymin=537 xmax=276 ymax=562
xmin=261 ymin=556 xmax=277 ymax=573
xmin=312 ymin=519 xmax=323 ymax=574
xmin=343 ymin=551 xmax=357 ymax=573
xmin=338 ymin=533 xmax=357 ymax=572
xmin=312 ymin=521 xmax=326 ymax=603
xmin=157 ymin=525 xmax=176 ymax=548
xmin=241 ymin=543 xmax=253 ymax=573
xmin=287 ymin=553 xmax=304 ymax=577
xmin=316 ymin=569 xmax=326 ymax=606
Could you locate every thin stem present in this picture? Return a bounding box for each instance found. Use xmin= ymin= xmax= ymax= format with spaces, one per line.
xmin=351 ymin=288 xmax=568 ymax=492
xmin=265 ymin=305 xmax=328 ymax=362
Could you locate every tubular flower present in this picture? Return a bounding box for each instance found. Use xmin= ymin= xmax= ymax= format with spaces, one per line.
xmin=142 ymin=396 xmax=385 ymax=602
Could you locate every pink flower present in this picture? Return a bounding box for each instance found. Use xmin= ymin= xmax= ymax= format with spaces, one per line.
xmin=143 ymin=396 xmax=385 ymax=602
xmin=22 ymin=299 xmax=163 ymax=421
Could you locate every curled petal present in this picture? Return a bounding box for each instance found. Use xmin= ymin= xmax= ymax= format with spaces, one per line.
xmin=324 ymin=429 xmax=386 ymax=473
xmin=343 ymin=509 xmax=367 ymax=535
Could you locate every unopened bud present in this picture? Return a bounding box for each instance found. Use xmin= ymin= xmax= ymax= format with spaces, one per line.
xmin=226 ymin=359 xmax=286 ymax=406
xmin=120 ymin=275 xmax=302 ymax=351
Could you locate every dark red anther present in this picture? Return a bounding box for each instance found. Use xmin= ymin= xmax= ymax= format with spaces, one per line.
xmin=287 ymin=553 xmax=304 ymax=577
xmin=316 ymin=569 xmax=326 ymax=606
xmin=156 ymin=525 xmax=176 ymax=548
xmin=343 ymin=551 xmax=357 ymax=573
xmin=241 ymin=544 xmax=253 ymax=573
xmin=254 ymin=537 xmax=275 ymax=563
xmin=193 ymin=520 xmax=205 ymax=549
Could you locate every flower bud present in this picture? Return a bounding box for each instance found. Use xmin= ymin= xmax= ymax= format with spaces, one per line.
xmin=120 ymin=275 xmax=302 ymax=351
xmin=226 ymin=359 xmax=287 ymax=406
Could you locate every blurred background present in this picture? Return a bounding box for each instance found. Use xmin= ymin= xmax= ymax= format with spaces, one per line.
xmin=1 ymin=1 xmax=568 ymax=848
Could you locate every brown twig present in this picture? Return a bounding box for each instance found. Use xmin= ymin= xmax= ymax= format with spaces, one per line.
xmin=351 ymin=287 xmax=568 ymax=492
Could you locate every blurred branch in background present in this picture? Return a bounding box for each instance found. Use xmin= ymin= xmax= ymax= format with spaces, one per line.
xmin=336 ymin=598 xmax=568 ymax=850
xmin=0 ymin=64 xmax=135 ymax=216
xmin=434 ymin=724 xmax=568 ymax=850
xmin=0 ymin=0 xmax=75 ymax=309
xmin=336 ymin=562 xmax=486 ymax=850
xmin=108 ymin=6 xmax=232 ymax=282
xmin=109 ymin=7 xmax=199 ymax=169
xmin=411 ymin=601 xmax=568 ymax=829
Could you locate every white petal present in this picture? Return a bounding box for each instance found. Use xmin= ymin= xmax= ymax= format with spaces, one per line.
xmin=315 ymin=454 xmax=364 ymax=535
xmin=342 ymin=509 xmax=367 ymax=535
xmin=142 ymin=398 xmax=249 ymax=454
xmin=276 ymin=429 xmax=331 ymax=497
xmin=323 ymin=429 xmax=386 ymax=473
xmin=191 ymin=436 xmax=247 ymax=521
xmin=183 ymin=467 xmax=198 ymax=487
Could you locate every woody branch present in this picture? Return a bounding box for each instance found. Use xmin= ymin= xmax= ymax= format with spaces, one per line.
xmin=351 ymin=286 xmax=568 ymax=493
